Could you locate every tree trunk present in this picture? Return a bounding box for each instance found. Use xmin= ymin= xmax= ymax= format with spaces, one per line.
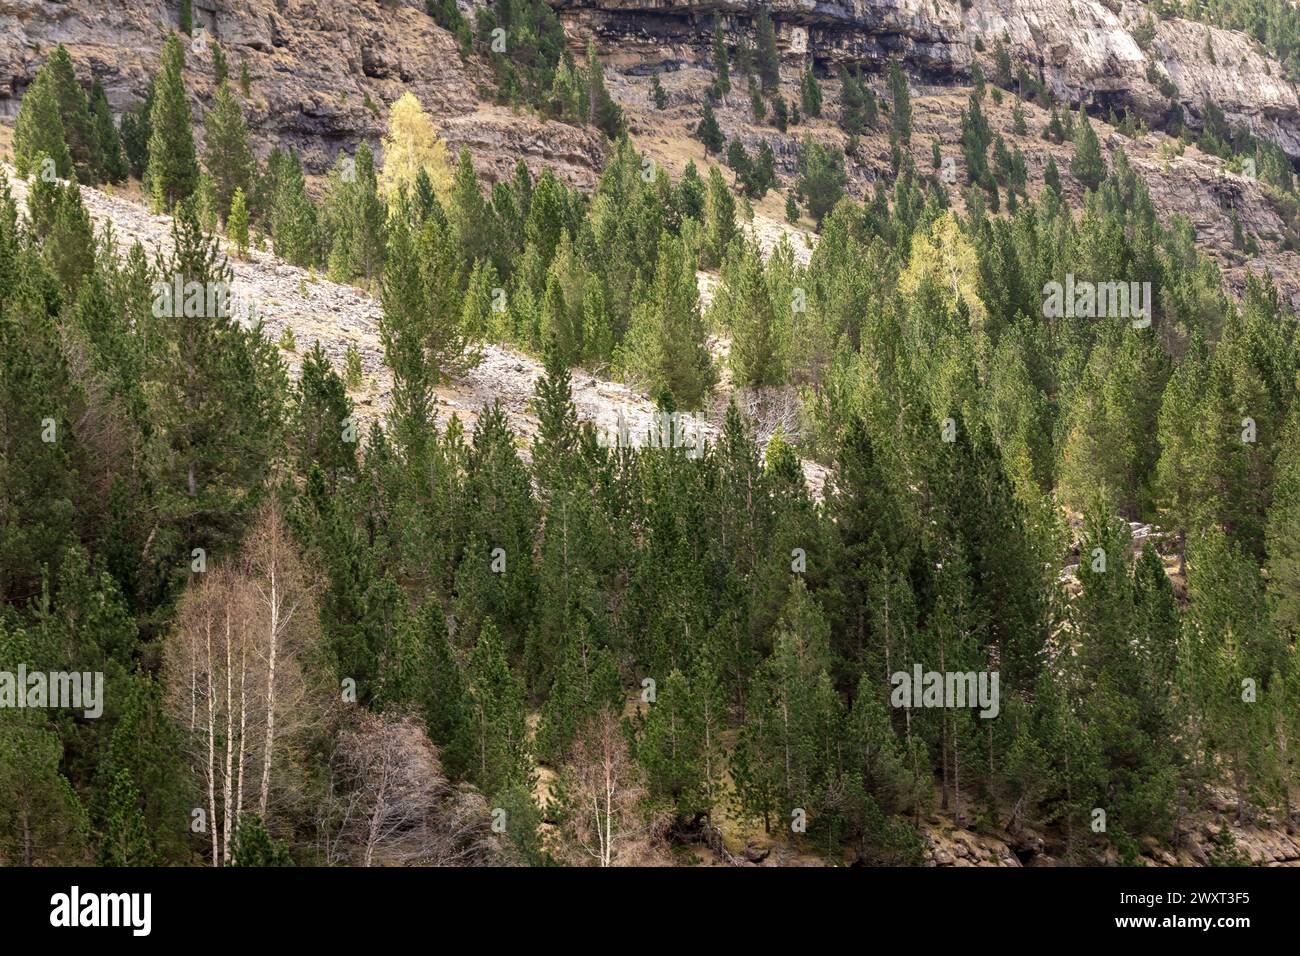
xmin=205 ymin=612 xmax=219 ymax=866
xmin=222 ymin=604 xmax=235 ymax=864
xmin=259 ymin=561 xmax=279 ymax=820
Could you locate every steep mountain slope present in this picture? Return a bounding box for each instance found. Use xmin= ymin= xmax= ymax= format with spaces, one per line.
xmin=619 ymin=57 xmax=1300 ymax=309
xmin=551 ymin=0 xmax=1300 ymax=158
xmin=1 ymin=160 xmax=831 ymax=493
xmin=0 ymin=0 xmax=607 ymax=185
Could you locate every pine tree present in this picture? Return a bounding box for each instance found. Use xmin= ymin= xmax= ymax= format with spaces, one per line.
xmin=324 ymin=144 xmax=386 ymax=283
xmin=993 ymin=37 xmax=1014 ymax=87
xmin=888 ymin=56 xmax=912 ymax=145
xmin=89 ymin=673 xmax=189 ymax=864
xmin=42 ymin=180 xmax=95 ymax=293
xmin=146 ymin=34 xmax=199 ymax=210
xmin=448 ymin=147 xmax=490 ymax=267
xmin=651 ymin=74 xmax=668 ymax=110
xmin=800 ymin=69 xmax=823 ymax=118
xmin=755 ymin=8 xmax=781 ymax=93
xmin=711 ymin=24 xmax=731 ymax=101
xmin=1071 ymin=105 xmax=1106 ymax=190
xmin=1042 ymin=105 xmax=1063 ymax=144
xmin=585 ymin=41 xmax=623 ymax=139
xmin=700 ymin=164 xmax=736 ymax=269
xmin=1265 ymin=405 xmax=1300 ymax=639
xmin=192 ymin=170 xmax=218 ymax=233
xmin=204 ymin=81 xmax=254 ymax=218
xmin=226 ymin=186 xmax=249 ymax=257
xmin=119 ymin=83 xmax=155 ymax=180
xmin=622 ymin=230 xmax=716 ymax=408
xmin=100 ymin=769 xmax=153 ymax=866
xmin=1182 ymin=529 xmax=1281 ymax=822
xmin=772 ymin=95 xmax=789 ymax=132
xmin=46 ymin=45 xmax=102 ymax=184
xmin=89 ymin=80 xmax=128 ymax=183
xmin=452 ymin=403 xmax=538 ymax=652
xmin=531 ymin=336 xmax=579 ymax=494
xmin=636 ymin=659 xmax=726 ymax=821
xmin=13 ymin=67 xmax=73 ymax=180
xmin=729 ymin=246 xmax=786 ymax=387
xmin=796 ymin=136 xmax=847 ymax=227
xmin=212 ymin=42 xmax=229 ymax=84
xmin=468 ymin=619 xmax=534 ymax=800
xmin=696 ymin=100 xmax=724 ymax=154
xmin=536 ymin=619 xmax=621 ymax=763
xmin=1044 ymin=154 xmax=1062 ymax=193
xmin=294 ymin=341 xmax=357 ymax=485
xmin=145 ymin=200 xmax=285 ymax=568
xmin=1012 ymin=99 xmax=1028 ymax=135
xmin=230 ymin=816 xmax=293 ymax=866
xmin=0 ymin=712 xmax=90 ymax=864
xmin=265 ymin=150 xmax=319 ymax=267
xmin=410 ymin=599 xmax=475 ymax=780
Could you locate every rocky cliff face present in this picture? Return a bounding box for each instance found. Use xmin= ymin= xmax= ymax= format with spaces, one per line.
xmin=0 ymin=0 xmax=606 ymax=185
xmin=5 ymin=1 xmax=1296 ymax=178
xmin=549 ymin=0 xmax=1300 ymax=159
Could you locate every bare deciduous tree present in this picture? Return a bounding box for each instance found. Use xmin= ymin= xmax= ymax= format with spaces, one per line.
xmin=242 ymin=498 xmax=316 ymax=821
xmin=560 ymin=707 xmax=649 ymax=867
xmin=319 ymin=711 xmax=502 ymax=867
xmin=163 ymin=567 xmax=257 ymax=865
xmin=163 ymin=500 xmax=321 ymax=865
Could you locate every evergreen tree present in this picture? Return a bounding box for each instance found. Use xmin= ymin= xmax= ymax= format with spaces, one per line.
xmin=622 ymin=231 xmax=716 ymax=408
xmin=729 ymin=245 xmax=786 ymax=387
xmin=99 ymin=769 xmax=153 ymax=866
xmin=800 ymin=69 xmax=823 ymax=118
xmin=755 ymin=8 xmax=781 ymax=93
xmin=796 ymin=137 xmax=847 ymax=227
xmin=772 ymin=95 xmax=789 ymax=132
xmin=146 ymin=34 xmax=199 ymax=210
xmin=701 ymin=164 xmax=736 ymax=269
xmin=0 ymin=712 xmax=90 ymax=864
xmin=119 ymin=83 xmax=155 ymax=181
xmin=1072 ymin=106 xmax=1106 ymax=191
xmin=204 ymin=81 xmax=255 ymax=218
xmin=888 ymin=56 xmax=912 ymax=145
xmin=1265 ymin=405 xmax=1300 ymax=638
xmin=711 ymin=24 xmax=731 ymax=102
xmin=536 ymin=620 xmax=621 ymax=764
xmin=145 ymin=200 xmax=285 ymax=573
xmin=323 ymin=144 xmax=386 ymax=283
xmin=636 ymin=657 xmax=726 ymax=822
xmin=46 ymin=45 xmax=102 ymax=184
xmin=585 ymin=42 xmax=623 ymax=139
xmin=651 ymin=73 xmax=668 ymax=110
xmin=696 ymin=100 xmax=724 ymax=154
xmin=231 ymin=816 xmax=293 ymax=866
xmin=13 ymin=67 xmax=73 ymax=180
xmin=468 ymin=619 xmax=534 ymax=799
xmin=267 ymin=149 xmax=320 ymax=267
xmin=89 ymin=80 xmax=128 ymax=184
xmin=226 ymin=186 xmax=249 ymax=257
xmin=1044 ymin=154 xmax=1062 ymax=193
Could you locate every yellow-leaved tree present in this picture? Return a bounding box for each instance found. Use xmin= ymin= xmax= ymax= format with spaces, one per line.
xmin=378 ymin=91 xmax=452 ymax=201
xmin=897 ymin=211 xmax=987 ymax=335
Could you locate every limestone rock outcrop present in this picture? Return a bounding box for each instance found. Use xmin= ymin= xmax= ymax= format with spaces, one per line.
xmin=548 ymin=0 xmax=1300 ymax=159
xmin=0 ymin=0 xmax=607 ymax=185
